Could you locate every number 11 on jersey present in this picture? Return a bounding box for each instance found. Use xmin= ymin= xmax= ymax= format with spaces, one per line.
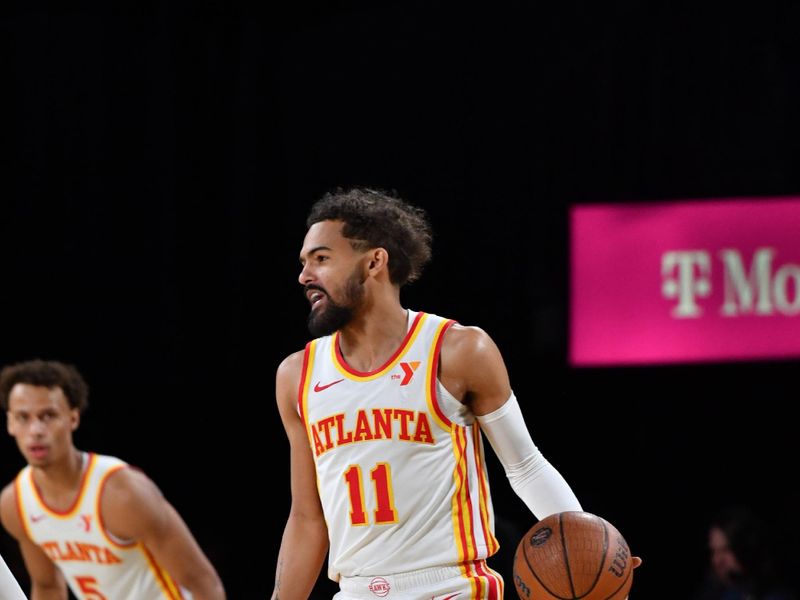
xmin=343 ymin=462 xmax=399 ymax=526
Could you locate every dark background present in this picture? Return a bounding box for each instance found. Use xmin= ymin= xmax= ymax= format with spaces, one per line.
xmin=2 ymin=2 xmax=799 ymax=598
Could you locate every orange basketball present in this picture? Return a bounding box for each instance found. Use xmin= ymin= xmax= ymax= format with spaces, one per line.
xmin=512 ymin=511 xmax=634 ymax=600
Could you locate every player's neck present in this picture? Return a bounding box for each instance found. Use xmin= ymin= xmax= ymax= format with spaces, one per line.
xmin=33 ymin=448 xmax=86 ymax=495
xmin=338 ymin=304 xmax=409 ymax=372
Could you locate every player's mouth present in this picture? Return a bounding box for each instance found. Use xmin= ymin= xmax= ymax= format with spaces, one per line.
xmin=306 ymin=288 xmax=327 ymax=308
xmin=28 ymin=445 xmax=49 ymax=460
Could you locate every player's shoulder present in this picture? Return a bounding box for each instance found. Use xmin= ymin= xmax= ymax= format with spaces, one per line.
xmin=0 ymin=469 xmax=25 ymax=513
xmin=0 ymin=480 xmax=16 ymax=511
xmin=276 ymin=349 xmax=306 ymax=412
xmin=441 ymin=322 xmax=497 ymax=355
xmin=91 ymin=452 xmax=128 ymax=469
xmin=99 ymin=465 xmax=171 ymax=536
xmin=277 ymin=348 xmax=306 ymax=373
xmin=440 ymin=321 xmax=506 ymax=378
xmin=100 ymin=464 xmax=162 ymax=511
xmin=416 ymin=309 xmax=490 ymax=344
xmin=0 ymin=480 xmax=22 ymax=536
xmin=276 ymin=348 xmax=307 ymax=387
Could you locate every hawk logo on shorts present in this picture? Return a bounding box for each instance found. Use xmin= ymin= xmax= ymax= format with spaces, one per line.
xmin=368 ymin=577 xmax=391 ymax=597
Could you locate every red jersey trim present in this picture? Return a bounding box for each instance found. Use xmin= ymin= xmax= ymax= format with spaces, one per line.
xmin=331 ymin=311 xmax=426 ymax=380
xmin=297 ymin=340 xmax=314 ymax=420
xmin=299 ymin=340 xmax=318 ymax=454
xmin=30 ymin=453 xmax=97 ymax=519
xmin=96 ymin=464 xmax=137 ymax=549
xmin=142 ymin=545 xmax=185 ymax=599
xmin=13 ymin=476 xmax=32 ymax=540
xmin=427 ymin=319 xmax=457 ymax=430
xmin=472 ymin=425 xmax=499 ymax=555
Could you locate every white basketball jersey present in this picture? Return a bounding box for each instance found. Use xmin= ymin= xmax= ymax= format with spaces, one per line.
xmin=299 ymin=310 xmax=499 ymax=581
xmin=15 ymin=453 xmax=189 ymax=600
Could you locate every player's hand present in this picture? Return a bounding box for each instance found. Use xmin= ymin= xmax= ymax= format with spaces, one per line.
xmin=623 ymin=557 xmax=643 ymax=599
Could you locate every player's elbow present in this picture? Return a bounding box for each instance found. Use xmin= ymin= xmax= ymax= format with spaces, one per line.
xmin=32 ymin=577 xmax=68 ymax=600
xmin=179 ymin=568 xmax=226 ymax=600
xmin=288 ymin=500 xmax=327 ymax=529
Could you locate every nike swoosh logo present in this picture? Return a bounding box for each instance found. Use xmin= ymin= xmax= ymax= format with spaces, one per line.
xmin=438 ymin=594 xmax=459 ymax=600
xmin=31 ymin=514 xmax=46 ymax=523
xmin=314 ymin=379 xmax=345 ymax=392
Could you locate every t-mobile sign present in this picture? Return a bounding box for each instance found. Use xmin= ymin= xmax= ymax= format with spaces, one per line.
xmin=569 ymin=196 xmax=800 ymax=365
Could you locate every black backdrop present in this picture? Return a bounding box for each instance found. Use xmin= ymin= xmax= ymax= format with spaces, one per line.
xmin=2 ymin=2 xmax=800 ymax=598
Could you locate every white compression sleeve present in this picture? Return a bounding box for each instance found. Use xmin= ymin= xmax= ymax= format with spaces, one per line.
xmin=0 ymin=553 xmax=26 ymax=600
xmin=476 ymin=394 xmax=582 ymax=519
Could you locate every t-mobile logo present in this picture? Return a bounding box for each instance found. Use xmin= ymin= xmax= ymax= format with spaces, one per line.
xmin=661 ymin=251 xmax=711 ymax=317
xmin=661 ymin=248 xmax=800 ymax=318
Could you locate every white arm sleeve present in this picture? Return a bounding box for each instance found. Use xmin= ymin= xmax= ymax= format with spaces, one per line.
xmin=0 ymin=553 xmax=26 ymax=600
xmin=476 ymin=394 xmax=582 ymax=519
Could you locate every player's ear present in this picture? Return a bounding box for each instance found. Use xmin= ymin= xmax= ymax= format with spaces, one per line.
xmin=70 ymin=408 xmax=80 ymax=432
xmin=367 ymin=248 xmax=389 ymax=274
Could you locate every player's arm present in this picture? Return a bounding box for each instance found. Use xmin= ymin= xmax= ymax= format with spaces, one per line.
xmin=441 ymin=326 xmax=643 ymax=572
xmin=0 ymin=483 xmax=66 ymax=600
xmin=440 ymin=324 xmax=582 ymax=518
xmin=99 ymin=469 xmax=225 ymax=600
xmin=271 ymin=350 xmax=329 ymax=600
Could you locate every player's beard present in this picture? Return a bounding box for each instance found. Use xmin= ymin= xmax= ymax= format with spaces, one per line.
xmin=307 ymin=267 xmax=366 ymax=337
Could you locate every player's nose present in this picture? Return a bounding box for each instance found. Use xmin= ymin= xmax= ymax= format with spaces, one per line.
xmin=298 ymin=263 xmax=315 ymax=286
xmin=29 ymin=419 xmax=47 ymax=435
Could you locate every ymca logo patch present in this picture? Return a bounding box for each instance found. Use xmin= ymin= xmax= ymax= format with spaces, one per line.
xmin=78 ymin=514 xmax=92 ymax=532
xmin=390 ymin=361 xmax=421 ymax=385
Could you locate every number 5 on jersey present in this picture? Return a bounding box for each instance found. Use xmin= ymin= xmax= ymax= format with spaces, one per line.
xmin=75 ymin=575 xmax=108 ymax=600
xmin=344 ymin=463 xmax=399 ymax=526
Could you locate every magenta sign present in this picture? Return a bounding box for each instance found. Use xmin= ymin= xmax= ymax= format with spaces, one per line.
xmin=570 ymin=196 xmax=800 ymax=365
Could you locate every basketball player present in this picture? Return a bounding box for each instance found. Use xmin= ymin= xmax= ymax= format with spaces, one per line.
xmin=0 ymin=359 xmax=226 ymax=600
xmin=272 ymin=187 xmax=595 ymax=599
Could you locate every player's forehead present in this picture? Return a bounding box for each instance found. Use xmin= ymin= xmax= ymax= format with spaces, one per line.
xmin=8 ymin=383 xmax=69 ymax=412
xmin=299 ymin=220 xmax=351 ymax=259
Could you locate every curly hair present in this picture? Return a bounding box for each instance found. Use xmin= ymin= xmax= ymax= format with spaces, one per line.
xmin=0 ymin=359 xmax=89 ymax=412
xmin=306 ymin=187 xmax=433 ymax=286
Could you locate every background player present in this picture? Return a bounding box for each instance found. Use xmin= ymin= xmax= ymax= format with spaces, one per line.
xmin=0 ymin=359 xmax=226 ymax=600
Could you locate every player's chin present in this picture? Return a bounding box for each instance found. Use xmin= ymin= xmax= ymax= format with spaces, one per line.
xmin=25 ymin=456 xmax=48 ymax=468
xmin=309 ymin=301 xmax=327 ymax=320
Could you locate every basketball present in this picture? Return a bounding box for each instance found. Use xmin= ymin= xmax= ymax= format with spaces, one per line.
xmin=512 ymin=511 xmax=633 ymax=600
